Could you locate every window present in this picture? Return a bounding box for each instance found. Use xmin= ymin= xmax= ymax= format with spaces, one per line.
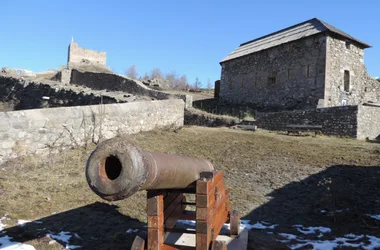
xmin=241 ymin=78 xmax=244 ymax=88
xmin=345 ymin=41 xmax=351 ymax=50
xmin=288 ymin=69 xmax=292 ymax=80
xmin=268 ymin=76 xmax=276 ymax=86
xmin=306 ymin=65 xmax=311 ymax=77
xmin=344 ymin=70 xmax=350 ymax=92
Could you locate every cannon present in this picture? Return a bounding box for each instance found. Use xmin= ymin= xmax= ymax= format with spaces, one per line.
xmin=85 ymin=138 xmax=214 ymax=201
xmin=85 ymin=138 xmax=247 ymax=250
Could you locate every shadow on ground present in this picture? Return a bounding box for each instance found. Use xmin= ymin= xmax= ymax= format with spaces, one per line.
xmin=2 ymin=202 xmax=146 ymax=249
xmin=3 ymin=165 xmax=380 ymax=249
xmin=242 ymin=165 xmax=380 ymax=249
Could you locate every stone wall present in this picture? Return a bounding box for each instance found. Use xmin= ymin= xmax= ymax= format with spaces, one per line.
xmin=220 ymin=34 xmax=327 ymax=110
xmin=70 ymin=69 xmax=193 ymax=108
xmin=325 ymin=36 xmax=380 ymax=107
xmin=68 ymin=42 xmax=106 ymax=67
xmin=0 ymin=99 xmax=185 ymax=165
xmin=357 ymin=104 xmax=380 ymax=140
xmin=60 ymin=68 xmax=71 ymax=83
xmin=256 ymin=106 xmax=359 ymax=137
xmin=0 ymin=76 xmax=119 ymax=112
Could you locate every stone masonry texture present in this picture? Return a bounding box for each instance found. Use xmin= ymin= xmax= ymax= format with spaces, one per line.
xmin=68 ymin=42 xmax=106 ymax=67
xmin=256 ymin=106 xmax=358 ymax=137
xmin=220 ymin=34 xmax=327 ymax=110
xmin=70 ymin=69 xmax=193 ymax=108
xmin=0 ymin=76 xmax=119 ymax=111
xmin=220 ymin=34 xmax=380 ymax=110
xmin=0 ymin=99 xmax=185 ymax=165
xmin=357 ymin=105 xmax=380 ymax=140
xmin=325 ymin=36 xmax=380 ymax=107
xmin=256 ymin=104 xmax=380 ymax=139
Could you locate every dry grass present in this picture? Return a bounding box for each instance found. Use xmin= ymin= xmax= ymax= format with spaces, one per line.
xmin=0 ymin=127 xmax=379 ymax=249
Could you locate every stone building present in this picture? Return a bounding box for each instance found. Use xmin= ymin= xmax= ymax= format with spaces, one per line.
xmin=219 ymin=18 xmax=380 ymax=110
xmin=67 ymin=39 xmax=107 ymax=68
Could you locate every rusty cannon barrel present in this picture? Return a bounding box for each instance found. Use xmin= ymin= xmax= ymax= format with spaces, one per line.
xmin=85 ymin=137 xmax=214 ymax=201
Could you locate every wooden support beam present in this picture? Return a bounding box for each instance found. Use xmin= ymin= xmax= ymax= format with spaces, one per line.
xmin=147 ymin=191 xmax=165 ymax=250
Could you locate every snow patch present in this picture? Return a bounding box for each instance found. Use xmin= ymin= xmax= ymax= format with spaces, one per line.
xmin=0 ymin=217 xmax=8 ymax=231
xmin=17 ymin=220 xmax=31 ymax=226
xmin=178 ymin=219 xmax=277 ymax=231
xmin=278 ymin=232 xmax=380 ymax=250
xmin=367 ymin=214 xmax=380 ymax=220
xmin=245 ymin=221 xmax=277 ymax=230
xmin=0 ymin=235 xmax=36 ymax=250
xmin=364 ymin=235 xmax=380 ymax=250
xmin=279 ymin=233 xmax=298 ymax=241
xmin=294 ymin=225 xmax=331 ymax=235
xmin=47 ymin=231 xmax=81 ymax=249
xmin=126 ymin=229 xmax=139 ymax=234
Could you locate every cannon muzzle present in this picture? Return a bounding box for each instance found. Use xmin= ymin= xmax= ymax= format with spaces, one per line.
xmin=85 ymin=138 xmax=214 ymax=201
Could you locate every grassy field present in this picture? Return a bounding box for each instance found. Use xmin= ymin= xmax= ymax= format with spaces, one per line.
xmin=1 ymin=126 xmax=380 ymax=249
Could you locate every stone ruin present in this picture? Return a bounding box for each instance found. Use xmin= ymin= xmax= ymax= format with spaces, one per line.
xmin=0 ymin=40 xmax=192 ymax=113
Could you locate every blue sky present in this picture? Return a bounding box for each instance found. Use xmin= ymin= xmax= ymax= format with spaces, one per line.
xmin=1 ymin=0 xmax=379 ymax=87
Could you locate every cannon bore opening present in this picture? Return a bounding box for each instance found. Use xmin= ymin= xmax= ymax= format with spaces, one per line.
xmin=104 ymin=155 xmax=122 ymax=180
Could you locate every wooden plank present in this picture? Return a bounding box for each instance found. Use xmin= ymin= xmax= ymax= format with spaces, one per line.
xmin=196 ymin=179 xmax=225 ymax=208
xmin=165 ymin=199 xmax=186 ymax=229
xmin=147 ymin=191 xmax=164 ymax=216
xmin=162 ymin=244 xmax=194 ymax=250
xmin=197 ymin=192 xmax=229 ymax=234
xmin=211 ymin=241 xmax=227 ymax=250
xmin=196 ymin=171 xmax=224 ymax=195
xmin=196 ymin=233 xmax=211 ymax=250
xmin=164 ymin=231 xmax=248 ymax=250
xmin=164 ymin=192 xmax=182 ymax=210
xmin=210 ymin=195 xmax=229 ymax=240
xmin=148 ymin=228 xmax=164 ymax=250
xmin=147 ymin=192 xmax=164 ymax=250
xmin=148 ymin=214 xmax=164 ymax=229
xmin=179 ymin=211 xmax=196 ymax=221
xmin=165 ymin=228 xmax=196 ymax=234
xmin=178 ymin=210 xmax=196 ymax=221
xmin=195 ymin=194 xmax=229 ymax=249
xmin=196 ymin=183 xmax=227 ymax=221
xmin=164 ymin=194 xmax=184 ymax=221
xmin=131 ymin=232 xmax=147 ymax=250
xmin=229 ymin=210 xmax=240 ymax=236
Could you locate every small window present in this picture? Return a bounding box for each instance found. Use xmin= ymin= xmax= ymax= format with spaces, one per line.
xmin=228 ymin=81 xmax=232 ymax=90
xmin=268 ymin=76 xmax=276 ymax=86
xmin=344 ymin=70 xmax=350 ymax=92
xmin=241 ymin=78 xmax=244 ymax=88
xmin=345 ymin=41 xmax=351 ymax=49
xmin=287 ymin=69 xmax=292 ymax=80
xmin=306 ymin=65 xmax=311 ymax=77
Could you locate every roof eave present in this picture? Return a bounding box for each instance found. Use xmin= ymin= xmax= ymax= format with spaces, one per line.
xmin=324 ymin=30 xmax=371 ymax=49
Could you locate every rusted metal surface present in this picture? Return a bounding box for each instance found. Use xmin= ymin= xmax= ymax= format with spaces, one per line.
xmin=85 ymin=137 xmax=214 ymax=201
